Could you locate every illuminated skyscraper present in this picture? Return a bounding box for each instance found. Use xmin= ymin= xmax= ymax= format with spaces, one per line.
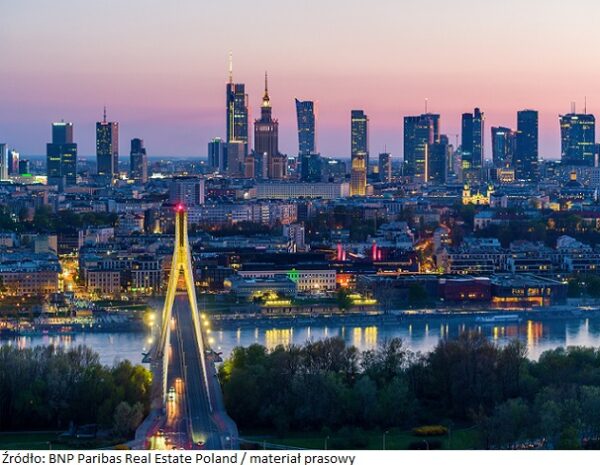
xmin=428 ymin=136 xmax=450 ymax=184
xmin=96 ymin=107 xmax=119 ymax=181
xmin=404 ymin=113 xmax=439 ymax=183
xmin=295 ymin=99 xmax=316 ymax=155
xmin=46 ymin=121 xmax=77 ymax=187
xmin=378 ymin=152 xmax=392 ymax=183
xmin=560 ymin=111 xmax=595 ymax=166
xmin=461 ymin=108 xmax=484 ymax=170
xmin=130 ymin=138 xmax=148 ymax=183
xmin=350 ymin=110 xmax=368 ymax=196
xmin=515 ymin=109 xmax=539 ymax=181
xmin=226 ymin=54 xmax=249 ymax=155
xmin=254 ymin=72 xmax=284 ymax=179
xmin=491 ymin=126 xmax=516 ymax=168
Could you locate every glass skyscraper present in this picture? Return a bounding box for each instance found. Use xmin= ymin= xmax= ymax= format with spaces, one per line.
xmin=515 ymin=109 xmax=539 ymax=181
xmin=226 ymin=59 xmax=249 ymax=155
xmin=96 ymin=109 xmax=119 ymax=181
xmin=461 ymin=107 xmax=484 ymax=175
xmin=46 ymin=121 xmax=77 ymax=186
xmin=491 ymin=126 xmax=516 ymax=168
xmin=350 ymin=110 xmax=368 ymax=196
xmin=130 ymin=138 xmax=148 ymax=183
xmin=295 ymin=99 xmax=316 ymax=155
xmin=560 ymin=112 xmax=595 ymax=166
xmin=403 ymin=113 xmax=440 ymax=183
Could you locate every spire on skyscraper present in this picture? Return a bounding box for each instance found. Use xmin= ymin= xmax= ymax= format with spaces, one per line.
xmin=103 ymin=106 xmax=107 ymax=123
xmin=262 ymin=71 xmax=270 ymax=107
xmin=228 ymin=51 xmax=233 ymax=84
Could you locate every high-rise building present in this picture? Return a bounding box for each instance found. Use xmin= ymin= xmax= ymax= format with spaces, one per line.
xmin=491 ymin=127 xmax=516 ymax=168
xmin=46 ymin=121 xmax=77 ymax=187
xmin=428 ymin=137 xmax=449 ymax=184
xmin=130 ymin=138 xmax=148 ymax=183
xmin=18 ymin=159 xmax=29 ymax=175
xmin=96 ymin=108 xmax=119 ymax=182
xmin=168 ymin=176 xmax=205 ymax=206
xmin=0 ymin=144 xmax=8 ymax=181
xmin=560 ymin=112 xmax=595 ymax=166
xmin=403 ymin=113 xmax=440 ymax=183
xmin=350 ymin=110 xmax=369 ymax=196
xmin=226 ymin=54 xmax=249 ymax=155
xmin=461 ymin=108 xmax=484 ymax=170
xmin=295 ymin=99 xmax=316 ymax=155
xmin=378 ymin=152 xmax=392 ymax=183
xmin=254 ymin=73 xmax=284 ymax=179
xmin=515 ymin=110 xmax=539 ymax=181
xmin=208 ymin=137 xmax=227 ymax=173
xmin=226 ymin=141 xmax=245 ymax=177
xmin=8 ymin=150 xmax=19 ymax=176
xmin=300 ymin=154 xmax=322 ymax=182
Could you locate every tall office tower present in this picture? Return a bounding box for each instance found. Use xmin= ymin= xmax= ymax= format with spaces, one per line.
xmin=168 ymin=176 xmax=205 ymax=206
xmin=461 ymin=108 xmax=484 ymax=183
xmin=226 ymin=141 xmax=245 ymax=177
xmin=96 ymin=107 xmax=119 ymax=182
xmin=378 ymin=152 xmax=392 ymax=182
xmin=295 ymin=99 xmax=316 ymax=155
xmin=208 ymin=137 xmax=228 ymax=173
xmin=296 ymin=98 xmax=319 ymax=181
xmin=403 ymin=113 xmax=440 ymax=183
xmin=560 ymin=111 xmax=595 ymax=166
xmin=0 ymin=144 xmax=8 ymax=181
xmin=226 ymin=54 xmax=249 ymax=155
xmin=491 ymin=127 xmax=516 ymax=168
xmin=428 ymin=136 xmax=449 ymax=184
xmin=130 ymin=138 xmax=148 ymax=183
xmin=254 ymin=73 xmax=283 ymax=179
xmin=515 ymin=110 xmax=539 ymax=181
xmin=46 ymin=121 xmax=78 ymax=187
xmin=18 ymin=159 xmax=29 ymax=175
xmin=8 ymin=150 xmax=19 ymax=175
xmin=350 ymin=110 xmax=369 ymax=196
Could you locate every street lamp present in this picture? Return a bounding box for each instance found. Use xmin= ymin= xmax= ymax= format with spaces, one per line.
xmin=383 ymin=430 xmax=389 ymax=450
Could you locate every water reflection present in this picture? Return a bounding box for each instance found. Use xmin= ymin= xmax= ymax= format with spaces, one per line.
xmin=4 ymin=317 xmax=600 ymax=364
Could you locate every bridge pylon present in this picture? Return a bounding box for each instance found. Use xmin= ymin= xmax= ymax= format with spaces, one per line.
xmin=153 ymin=204 xmax=211 ymax=409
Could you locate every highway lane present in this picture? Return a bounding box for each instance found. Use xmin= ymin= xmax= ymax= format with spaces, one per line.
xmin=172 ymin=293 xmax=221 ymax=449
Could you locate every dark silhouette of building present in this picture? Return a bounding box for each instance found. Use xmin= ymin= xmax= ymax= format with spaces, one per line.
xmin=428 ymin=137 xmax=449 ymax=184
xmin=295 ymin=99 xmax=316 ymax=155
xmin=350 ymin=110 xmax=369 ymax=195
xmin=560 ymin=110 xmax=595 ymax=166
xmin=515 ymin=109 xmax=539 ymax=181
xmin=491 ymin=126 xmax=516 ymax=168
xmin=403 ymin=113 xmax=439 ymax=183
xmin=47 ymin=121 xmax=77 ymax=187
xmin=378 ymin=152 xmax=392 ymax=183
xmin=208 ymin=137 xmax=227 ymax=172
xmin=96 ymin=107 xmax=119 ymax=182
xmin=130 ymin=138 xmax=148 ymax=183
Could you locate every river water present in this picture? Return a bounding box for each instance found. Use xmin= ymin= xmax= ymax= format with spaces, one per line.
xmin=3 ymin=316 xmax=600 ymax=366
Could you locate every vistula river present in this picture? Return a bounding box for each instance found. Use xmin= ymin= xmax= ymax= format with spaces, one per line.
xmin=4 ymin=315 xmax=600 ymax=365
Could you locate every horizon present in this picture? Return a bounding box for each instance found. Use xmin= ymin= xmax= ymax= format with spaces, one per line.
xmin=2 ymin=0 xmax=599 ymax=159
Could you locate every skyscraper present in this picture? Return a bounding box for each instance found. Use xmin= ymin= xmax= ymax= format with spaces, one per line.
xmin=461 ymin=108 xmax=484 ymax=180
xmin=428 ymin=136 xmax=450 ymax=184
xmin=130 ymin=138 xmax=148 ymax=183
xmin=515 ymin=110 xmax=539 ymax=181
xmin=491 ymin=127 xmax=516 ymax=168
xmin=0 ymin=144 xmax=8 ymax=181
xmin=168 ymin=176 xmax=205 ymax=206
xmin=46 ymin=121 xmax=77 ymax=187
xmin=378 ymin=152 xmax=392 ymax=183
xmin=8 ymin=149 xmax=19 ymax=176
xmin=254 ymin=73 xmax=284 ymax=179
xmin=403 ymin=113 xmax=439 ymax=183
xmin=560 ymin=111 xmax=595 ymax=166
xmin=350 ymin=110 xmax=368 ymax=196
xmin=208 ymin=137 xmax=227 ymax=173
xmin=226 ymin=54 xmax=249 ymax=155
xmin=96 ymin=108 xmax=119 ymax=181
xmin=295 ymin=99 xmax=316 ymax=155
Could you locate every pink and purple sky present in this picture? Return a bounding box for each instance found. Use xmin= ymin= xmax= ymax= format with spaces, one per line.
xmin=1 ymin=0 xmax=599 ymax=159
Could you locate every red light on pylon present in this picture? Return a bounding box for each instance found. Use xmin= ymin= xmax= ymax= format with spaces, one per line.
xmin=176 ymin=203 xmax=185 ymax=212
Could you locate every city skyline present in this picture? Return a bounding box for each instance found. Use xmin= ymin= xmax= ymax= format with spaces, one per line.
xmin=2 ymin=0 xmax=600 ymax=158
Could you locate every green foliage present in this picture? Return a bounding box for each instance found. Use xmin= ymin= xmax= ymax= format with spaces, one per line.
xmin=0 ymin=345 xmax=151 ymax=434
xmin=223 ymin=334 xmax=600 ymax=449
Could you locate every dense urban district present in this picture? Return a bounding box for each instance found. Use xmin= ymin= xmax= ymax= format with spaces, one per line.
xmin=3 ymin=67 xmax=600 ymax=449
